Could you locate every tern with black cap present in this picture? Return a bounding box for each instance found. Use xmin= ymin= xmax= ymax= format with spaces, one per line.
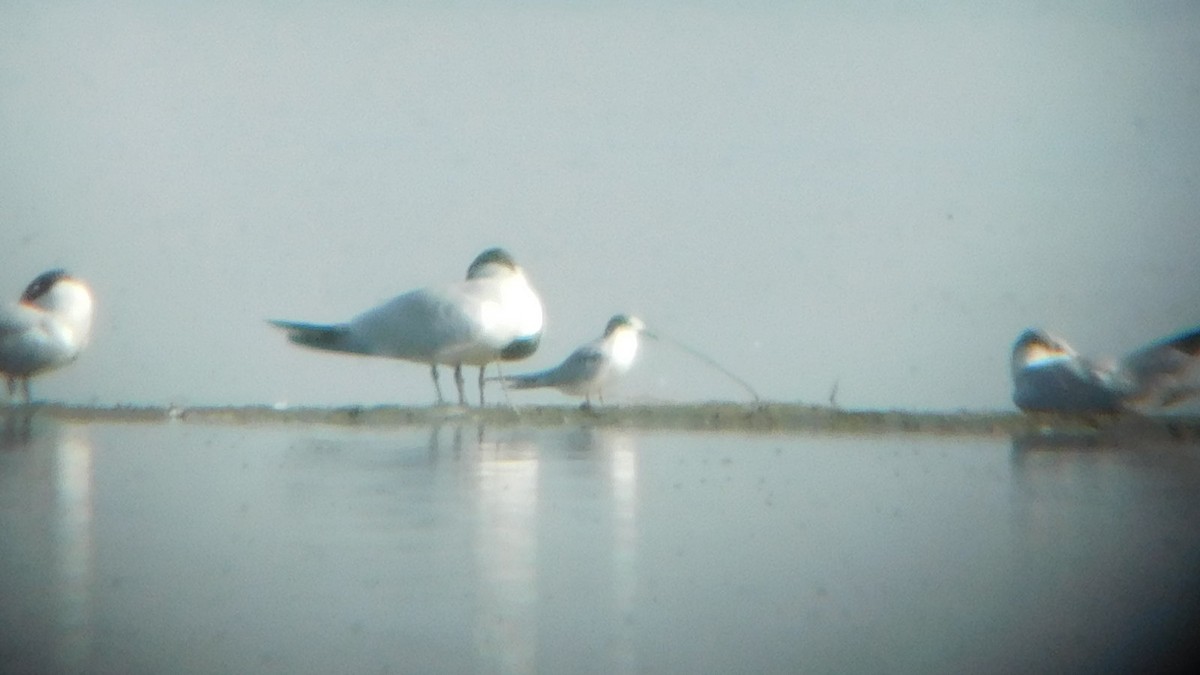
xmin=270 ymin=248 xmax=544 ymax=406
xmin=496 ymin=314 xmax=648 ymax=408
xmin=1011 ymin=326 xmax=1200 ymax=413
xmin=1 ymin=269 xmax=95 ymax=403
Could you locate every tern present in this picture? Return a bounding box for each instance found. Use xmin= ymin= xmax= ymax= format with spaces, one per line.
xmin=1011 ymin=326 xmax=1200 ymax=413
xmin=0 ymin=269 xmax=95 ymax=404
xmin=269 ymin=248 xmax=543 ymax=406
xmin=496 ymin=314 xmax=648 ymax=408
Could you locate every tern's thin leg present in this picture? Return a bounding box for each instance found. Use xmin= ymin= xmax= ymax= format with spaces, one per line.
xmin=4 ymin=376 xmax=13 ymax=401
xmin=453 ymin=365 xmax=467 ymax=406
xmin=493 ymin=362 xmax=516 ymax=409
xmin=477 ymin=366 xmax=487 ymax=407
xmin=20 ymin=379 xmax=32 ymax=404
xmin=430 ymin=364 xmax=445 ymax=404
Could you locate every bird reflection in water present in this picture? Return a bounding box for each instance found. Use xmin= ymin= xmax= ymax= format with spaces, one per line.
xmin=277 ymin=421 xmax=643 ymax=674
xmin=451 ymin=424 xmax=641 ymax=674
xmin=473 ymin=429 xmax=540 ymax=673
xmin=0 ymin=412 xmax=95 ymax=674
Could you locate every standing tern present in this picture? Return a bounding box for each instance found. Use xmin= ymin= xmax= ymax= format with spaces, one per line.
xmin=0 ymin=269 xmax=95 ymax=404
xmin=497 ymin=314 xmax=648 ymax=408
xmin=269 ymin=248 xmax=543 ymax=406
xmin=1011 ymin=326 xmax=1200 ymax=413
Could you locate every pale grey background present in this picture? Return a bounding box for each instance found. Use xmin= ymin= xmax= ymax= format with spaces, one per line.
xmin=3 ymin=1 xmax=1199 ymax=409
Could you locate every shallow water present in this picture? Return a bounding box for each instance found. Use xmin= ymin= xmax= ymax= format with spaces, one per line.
xmin=2 ymin=413 xmax=1198 ymax=674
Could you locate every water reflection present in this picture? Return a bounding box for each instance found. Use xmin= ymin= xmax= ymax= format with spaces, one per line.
xmin=459 ymin=424 xmax=640 ymax=675
xmin=4 ymin=419 xmax=1198 ymax=673
xmin=1010 ymin=415 xmax=1200 ymax=453
xmin=0 ymin=412 xmax=95 ymax=674
xmin=474 ymin=430 xmax=539 ymax=674
xmin=606 ymin=430 xmax=639 ymax=675
xmin=485 ymin=426 xmax=639 ymax=675
xmin=1007 ymin=426 xmax=1200 ymax=672
xmin=276 ymin=422 xmax=642 ymax=674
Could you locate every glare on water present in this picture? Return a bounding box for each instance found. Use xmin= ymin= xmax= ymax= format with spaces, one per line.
xmin=2 ymin=414 xmax=1197 ymax=674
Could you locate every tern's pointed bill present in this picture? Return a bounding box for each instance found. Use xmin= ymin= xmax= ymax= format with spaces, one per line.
xmin=269 ymin=248 xmax=543 ymax=406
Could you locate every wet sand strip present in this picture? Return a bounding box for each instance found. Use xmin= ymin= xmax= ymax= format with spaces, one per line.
xmin=5 ymin=402 xmax=1200 ymax=439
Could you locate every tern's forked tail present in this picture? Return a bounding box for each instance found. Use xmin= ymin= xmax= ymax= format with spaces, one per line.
xmin=268 ymin=320 xmax=368 ymax=355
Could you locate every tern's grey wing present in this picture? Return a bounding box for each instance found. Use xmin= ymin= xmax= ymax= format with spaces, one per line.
xmin=507 ymin=345 xmax=605 ymax=389
xmin=0 ymin=304 xmax=37 ymax=337
xmin=1013 ymin=359 xmax=1123 ymax=413
xmin=349 ymin=285 xmax=481 ymax=361
xmin=539 ymin=346 xmax=606 ymax=387
xmin=1119 ymin=327 xmax=1200 ymax=406
xmin=1121 ymin=327 xmax=1200 ymax=381
xmin=0 ymin=304 xmax=49 ymax=374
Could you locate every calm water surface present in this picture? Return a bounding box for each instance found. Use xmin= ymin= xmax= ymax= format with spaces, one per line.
xmin=2 ymin=413 xmax=1198 ymax=674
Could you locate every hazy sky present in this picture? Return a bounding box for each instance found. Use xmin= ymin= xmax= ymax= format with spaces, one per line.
xmin=2 ymin=1 xmax=1199 ymax=410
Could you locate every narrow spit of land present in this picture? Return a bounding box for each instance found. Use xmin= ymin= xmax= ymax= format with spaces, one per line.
xmin=6 ymin=402 xmax=1200 ymax=440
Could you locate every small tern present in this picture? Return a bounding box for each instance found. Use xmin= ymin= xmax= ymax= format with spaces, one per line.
xmin=0 ymin=269 xmax=95 ymax=403
xmin=270 ymin=248 xmax=543 ymax=406
xmin=1011 ymin=326 xmax=1200 ymax=413
xmin=497 ymin=314 xmax=648 ymax=408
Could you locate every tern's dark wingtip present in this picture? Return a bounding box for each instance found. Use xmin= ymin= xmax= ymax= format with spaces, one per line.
xmin=1168 ymin=326 xmax=1200 ymax=356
